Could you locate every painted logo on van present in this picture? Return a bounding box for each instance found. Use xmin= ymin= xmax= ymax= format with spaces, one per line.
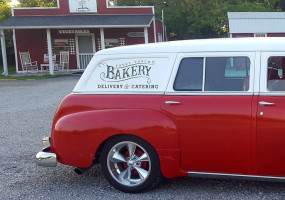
xmin=99 ymin=60 xmax=155 ymax=84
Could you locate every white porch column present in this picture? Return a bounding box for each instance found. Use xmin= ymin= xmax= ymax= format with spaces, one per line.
xmin=46 ymin=29 xmax=54 ymax=75
xmin=153 ymin=17 xmax=157 ymax=43
xmin=144 ymin=27 xmax=149 ymax=44
xmin=100 ymin=28 xmax=105 ymax=50
xmin=1 ymin=29 xmax=8 ymax=76
xmin=13 ymin=29 xmax=19 ymax=73
xmin=162 ymin=10 xmax=165 ymax=42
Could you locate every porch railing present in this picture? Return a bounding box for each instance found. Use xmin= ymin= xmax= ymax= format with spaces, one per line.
xmin=78 ymin=53 xmax=93 ymax=70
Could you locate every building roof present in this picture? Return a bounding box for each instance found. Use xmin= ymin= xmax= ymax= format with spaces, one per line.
xmin=228 ymin=12 xmax=285 ymax=34
xmin=0 ymin=14 xmax=154 ymax=29
xmin=228 ymin=12 xmax=285 ymax=19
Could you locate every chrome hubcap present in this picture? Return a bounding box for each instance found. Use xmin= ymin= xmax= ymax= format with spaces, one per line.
xmin=107 ymin=141 xmax=151 ymax=186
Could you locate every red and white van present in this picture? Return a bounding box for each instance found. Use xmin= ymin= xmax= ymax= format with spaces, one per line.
xmin=36 ymin=37 xmax=285 ymax=192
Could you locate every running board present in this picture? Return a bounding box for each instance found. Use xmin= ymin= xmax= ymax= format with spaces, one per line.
xmin=188 ymin=171 xmax=285 ymax=182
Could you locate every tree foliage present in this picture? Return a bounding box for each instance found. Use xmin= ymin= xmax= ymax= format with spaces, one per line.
xmin=18 ymin=0 xmax=57 ymax=7
xmin=110 ymin=0 xmax=280 ymax=40
xmin=0 ymin=0 xmax=11 ymax=22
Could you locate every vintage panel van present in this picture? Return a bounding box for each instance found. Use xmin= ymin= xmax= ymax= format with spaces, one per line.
xmin=36 ymin=38 xmax=285 ymax=193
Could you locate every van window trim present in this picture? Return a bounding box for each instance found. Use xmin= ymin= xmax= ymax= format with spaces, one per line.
xmin=260 ymin=52 xmax=285 ymax=94
xmin=166 ymin=52 xmax=256 ymax=95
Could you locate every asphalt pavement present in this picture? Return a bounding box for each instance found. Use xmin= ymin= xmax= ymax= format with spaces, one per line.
xmin=1 ymin=76 xmax=285 ymax=199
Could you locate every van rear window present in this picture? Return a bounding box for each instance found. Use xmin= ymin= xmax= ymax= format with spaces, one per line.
xmin=174 ymin=56 xmax=250 ymax=92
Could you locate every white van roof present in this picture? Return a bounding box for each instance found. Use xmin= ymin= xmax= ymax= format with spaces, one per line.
xmin=96 ymin=37 xmax=285 ymax=55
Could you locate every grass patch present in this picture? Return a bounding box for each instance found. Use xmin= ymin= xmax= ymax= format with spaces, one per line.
xmin=1 ymin=74 xmax=67 ymax=80
xmin=0 ymin=66 xmax=69 ymax=80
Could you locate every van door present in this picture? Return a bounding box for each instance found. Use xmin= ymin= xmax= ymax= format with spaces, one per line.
xmin=257 ymin=52 xmax=285 ymax=177
xmin=161 ymin=52 xmax=255 ymax=175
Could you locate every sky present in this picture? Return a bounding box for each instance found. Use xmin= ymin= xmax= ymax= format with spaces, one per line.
xmin=9 ymin=0 xmax=19 ymax=7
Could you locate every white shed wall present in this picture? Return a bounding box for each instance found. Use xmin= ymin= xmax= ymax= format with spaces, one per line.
xmin=228 ymin=12 xmax=285 ymax=34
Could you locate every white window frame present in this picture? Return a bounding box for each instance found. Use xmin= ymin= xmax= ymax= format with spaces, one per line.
xmin=260 ymin=52 xmax=285 ymax=95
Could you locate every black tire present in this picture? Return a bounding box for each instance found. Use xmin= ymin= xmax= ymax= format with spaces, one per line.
xmin=100 ymin=135 xmax=163 ymax=193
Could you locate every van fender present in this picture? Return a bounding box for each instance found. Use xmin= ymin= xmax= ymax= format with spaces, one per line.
xmin=52 ymin=109 xmax=186 ymax=178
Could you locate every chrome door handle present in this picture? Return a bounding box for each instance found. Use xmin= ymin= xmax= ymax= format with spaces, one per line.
xmin=259 ymin=101 xmax=275 ymax=106
xmin=165 ymin=101 xmax=181 ymax=105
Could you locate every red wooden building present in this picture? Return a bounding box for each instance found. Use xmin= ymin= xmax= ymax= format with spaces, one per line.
xmin=0 ymin=0 xmax=166 ymax=75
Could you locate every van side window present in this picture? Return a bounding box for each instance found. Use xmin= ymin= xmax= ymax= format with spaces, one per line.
xmin=174 ymin=56 xmax=250 ymax=92
xmin=205 ymin=57 xmax=250 ymax=91
xmin=174 ymin=57 xmax=203 ymax=91
xmin=267 ymin=57 xmax=285 ymax=91
xmin=224 ymin=57 xmax=250 ymax=78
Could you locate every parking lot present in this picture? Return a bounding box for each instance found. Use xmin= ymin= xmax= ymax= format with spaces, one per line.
xmin=1 ymin=76 xmax=285 ymax=199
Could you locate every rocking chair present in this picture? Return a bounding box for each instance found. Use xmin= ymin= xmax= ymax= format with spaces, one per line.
xmin=57 ymin=51 xmax=69 ymax=71
xmin=19 ymin=51 xmax=39 ymax=73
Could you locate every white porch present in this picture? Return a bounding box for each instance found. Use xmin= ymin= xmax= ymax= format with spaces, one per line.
xmin=0 ymin=14 xmax=155 ymax=76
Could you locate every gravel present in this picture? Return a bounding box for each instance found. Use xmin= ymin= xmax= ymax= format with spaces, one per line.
xmin=1 ymin=75 xmax=285 ymax=199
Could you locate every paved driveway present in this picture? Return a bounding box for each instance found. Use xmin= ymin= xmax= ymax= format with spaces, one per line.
xmin=1 ymin=76 xmax=285 ymax=199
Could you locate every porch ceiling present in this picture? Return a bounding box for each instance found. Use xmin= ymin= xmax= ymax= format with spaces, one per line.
xmin=0 ymin=14 xmax=154 ymax=29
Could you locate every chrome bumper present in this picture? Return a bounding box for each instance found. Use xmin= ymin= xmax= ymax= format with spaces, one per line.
xmin=35 ymin=137 xmax=57 ymax=167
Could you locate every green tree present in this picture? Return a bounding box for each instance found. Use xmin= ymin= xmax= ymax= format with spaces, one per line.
xmin=261 ymin=0 xmax=285 ymax=10
xmin=112 ymin=0 xmax=277 ymax=40
xmin=167 ymin=0 xmax=275 ymax=39
xmin=0 ymin=0 xmax=11 ymax=22
xmin=18 ymin=0 xmax=57 ymax=7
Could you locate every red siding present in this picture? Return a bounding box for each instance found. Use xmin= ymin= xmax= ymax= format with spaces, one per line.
xmin=232 ymin=33 xmax=254 ymax=38
xmin=98 ymin=7 xmax=153 ymax=14
xmin=103 ymin=28 xmax=145 ymax=46
xmin=14 ymin=0 xmax=153 ymax=16
xmin=16 ymin=29 xmax=46 ymax=71
xmin=267 ymin=33 xmax=285 ymax=37
xmin=98 ymin=1 xmax=153 ymax=14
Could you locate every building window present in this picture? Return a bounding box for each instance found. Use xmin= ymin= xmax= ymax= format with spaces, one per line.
xmin=47 ymin=38 xmax=76 ymax=55
xmin=97 ymin=38 xmax=125 ymax=51
xmin=48 ymin=39 xmax=69 ymax=54
xmin=255 ymin=33 xmax=267 ymax=37
xmin=158 ymin=33 xmax=163 ymax=42
xmin=108 ymin=0 xmax=118 ymax=6
xmin=105 ymin=39 xmax=119 ymax=48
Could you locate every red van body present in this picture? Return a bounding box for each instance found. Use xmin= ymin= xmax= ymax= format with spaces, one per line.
xmin=36 ymin=38 xmax=285 ymax=192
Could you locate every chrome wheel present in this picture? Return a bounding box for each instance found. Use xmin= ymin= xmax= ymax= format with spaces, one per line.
xmin=107 ymin=141 xmax=151 ymax=187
